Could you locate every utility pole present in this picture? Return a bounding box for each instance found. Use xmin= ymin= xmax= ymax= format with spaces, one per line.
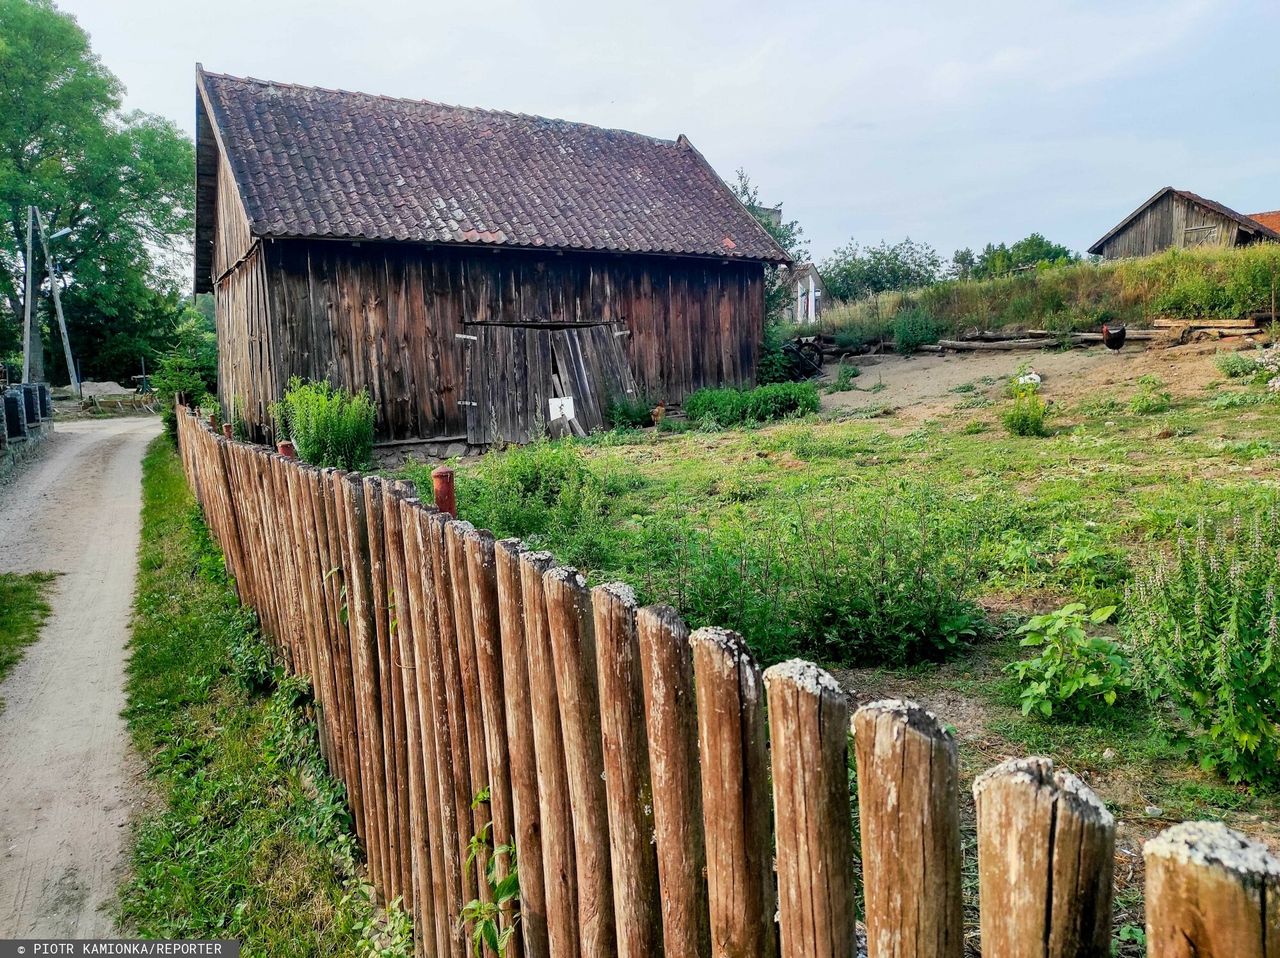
xmin=34 ymin=209 xmax=79 ymax=397
xmin=21 ymin=205 xmax=39 ymax=383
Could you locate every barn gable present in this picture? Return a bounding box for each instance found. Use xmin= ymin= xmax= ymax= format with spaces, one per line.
xmin=1088 ymin=187 xmax=1280 ymax=259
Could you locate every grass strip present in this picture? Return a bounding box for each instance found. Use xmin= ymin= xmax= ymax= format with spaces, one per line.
xmin=0 ymin=569 xmax=57 ymax=702
xmin=119 ymin=436 xmax=411 ymax=956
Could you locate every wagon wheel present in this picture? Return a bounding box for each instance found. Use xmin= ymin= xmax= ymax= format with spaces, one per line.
xmin=797 ymin=341 xmax=825 ymax=375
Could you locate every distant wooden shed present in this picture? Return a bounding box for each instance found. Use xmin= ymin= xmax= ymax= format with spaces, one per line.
xmin=194 ymin=67 xmax=790 ymax=447
xmin=1088 ymin=187 xmax=1280 ymax=260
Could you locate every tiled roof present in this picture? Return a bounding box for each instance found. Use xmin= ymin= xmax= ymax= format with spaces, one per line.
xmin=196 ymin=68 xmax=789 ymax=263
xmin=1248 ymin=210 xmax=1280 ymax=234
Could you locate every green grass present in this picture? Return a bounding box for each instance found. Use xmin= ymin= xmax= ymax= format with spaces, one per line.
xmin=120 ymin=437 xmax=410 ymax=957
xmin=0 ymin=570 xmax=56 ymax=701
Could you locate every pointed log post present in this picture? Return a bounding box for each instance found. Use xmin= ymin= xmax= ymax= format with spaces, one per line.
xmin=519 ymin=549 xmax=579 ymax=958
xmin=636 ymin=605 xmax=708 ymax=958
xmin=1144 ymin=821 xmax=1280 ymax=958
xmin=853 ymin=700 xmax=963 ymax=958
xmin=542 ymin=567 xmax=615 ymax=958
xmin=691 ymin=626 xmax=777 ymax=958
xmin=495 ymin=539 xmax=546 ymax=958
xmin=591 ymin=582 xmax=661 ymax=958
xmin=765 ymin=660 xmax=856 ymax=958
xmin=974 ymin=757 xmax=1115 ymax=958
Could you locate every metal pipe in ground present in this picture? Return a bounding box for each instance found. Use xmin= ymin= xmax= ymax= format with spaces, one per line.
xmin=431 ymin=466 xmax=456 ymax=516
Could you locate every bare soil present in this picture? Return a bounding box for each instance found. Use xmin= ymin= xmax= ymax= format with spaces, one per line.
xmin=821 ymin=338 xmax=1255 ymax=422
xmin=0 ymin=416 xmax=161 ymax=937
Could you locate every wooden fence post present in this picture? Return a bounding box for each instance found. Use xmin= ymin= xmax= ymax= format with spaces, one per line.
xmin=690 ymin=626 xmax=777 ymax=958
xmin=591 ymin=582 xmax=661 ymax=958
xmin=543 ymin=567 xmax=616 ymax=957
xmin=636 ymin=605 xmax=708 ymax=958
xmin=519 ymin=549 xmax=580 ymax=958
xmin=765 ymin=660 xmax=856 ymax=958
xmin=974 ymin=757 xmax=1115 ymax=957
xmin=407 ymin=505 xmax=467 ymax=958
xmin=1144 ymin=821 xmax=1280 ymax=958
xmin=495 ymin=538 xmax=547 ymax=958
xmin=853 ymin=700 xmax=963 ymax=958
xmin=426 ymin=512 xmax=479 ymax=912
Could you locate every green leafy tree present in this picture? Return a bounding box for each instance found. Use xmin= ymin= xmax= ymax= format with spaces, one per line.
xmin=730 ymin=169 xmax=808 ymax=322
xmin=820 ymin=238 xmax=942 ymax=302
xmin=968 ymin=233 xmax=1076 ymax=280
xmin=0 ymin=0 xmax=195 ymax=382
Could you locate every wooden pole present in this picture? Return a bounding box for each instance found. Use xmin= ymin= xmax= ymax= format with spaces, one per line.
xmin=519 ymin=549 xmax=580 ymax=958
xmin=463 ymin=528 xmax=521 ymax=958
xmin=542 ymin=567 xmax=616 ymax=957
xmin=432 ymin=466 xmax=456 ymax=517
xmin=222 ymin=422 xmax=233 ymax=439
xmin=591 ymin=582 xmax=661 ymax=958
xmin=426 ymin=512 xmax=479 ymax=910
xmin=1144 ymin=821 xmax=1280 ymax=958
xmin=495 ymin=538 xmax=547 ymax=958
xmin=277 ymin=440 xmax=297 ymax=458
xmin=408 ymin=505 xmax=467 ymax=958
xmin=765 ymin=660 xmax=856 ymax=958
xmin=22 ymin=206 xmax=36 ymax=384
xmin=33 ymin=210 xmax=77 ymax=396
xmin=690 ymin=626 xmax=777 ymax=958
xmin=974 ymin=757 xmax=1115 ymax=957
xmin=636 ymin=605 xmax=708 ymax=958
xmin=853 ymin=700 xmax=963 ymax=958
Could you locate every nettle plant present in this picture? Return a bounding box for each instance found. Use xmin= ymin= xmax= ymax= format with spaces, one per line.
xmin=1126 ymin=509 xmax=1280 ymax=784
xmin=459 ymin=787 xmax=521 ymax=957
xmin=1007 ymin=603 xmax=1129 ymax=718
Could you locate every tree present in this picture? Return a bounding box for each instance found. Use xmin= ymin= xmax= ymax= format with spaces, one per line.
xmin=731 ymin=169 xmax=808 ymax=322
xmin=0 ymin=0 xmax=194 ymax=383
xmin=820 ymin=237 xmax=942 ymax=302
xmin=949 ymin=247 xmax=977 ymax=280
xmin=963 ymin=233 xmax=1077 ymax=280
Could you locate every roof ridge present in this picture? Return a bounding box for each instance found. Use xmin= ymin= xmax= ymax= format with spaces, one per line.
xmin=198 ymin=67 xmax=681 ymax=148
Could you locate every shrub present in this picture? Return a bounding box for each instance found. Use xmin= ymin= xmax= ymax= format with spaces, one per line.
xmin=606 ymin=394 xmax=654 ymax=429
xmin=891 ymin=306 xmax=940 ymax=356
xmin=1125 ymin=508 xmax=1280 ymax=784
xmin=271 ymin=378 xmax=375 ymax=471
xmin=1214 ymin=351 xmax=1260 ymax=379
xmin=152 ymin=353 xmax=212 ymax=441
xmin=683 ymin=382 xmax=819 ymax=427
xmin=1006 ymin=603 xmax=1129 ymax=717
xmin=1002 ymin=383 xmax=1049 ymax=437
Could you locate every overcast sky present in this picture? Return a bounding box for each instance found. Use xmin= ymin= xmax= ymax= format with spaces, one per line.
xmin=59 ymin=0 xmax=1280 ymax=263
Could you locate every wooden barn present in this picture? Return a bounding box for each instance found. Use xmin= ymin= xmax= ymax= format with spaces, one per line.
xmin=1088 ymin=187 xmax=1280 ymax=260
xmin=194 ymin=67 xmax=790 ymax=448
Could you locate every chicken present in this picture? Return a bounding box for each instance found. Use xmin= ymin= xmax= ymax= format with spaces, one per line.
xmin=651 ymin=400 xmax=666 ymax=427
xmin=1101 ymin=322 xmax=1127 ymax=351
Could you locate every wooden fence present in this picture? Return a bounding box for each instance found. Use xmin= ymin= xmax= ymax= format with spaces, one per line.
xmin=176 ymin=406 xmax=1280 ymax=958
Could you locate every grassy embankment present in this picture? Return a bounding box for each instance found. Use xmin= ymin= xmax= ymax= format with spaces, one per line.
xmin=398 ymin=349 xmax=1280 ymax=950
xmin=0 ymin=570 xmax=56 ymax=702
xmin=119 ymin=437 xmax=410 ymax=957
xmin=813 ymin=243 xmax=1280 ymax=346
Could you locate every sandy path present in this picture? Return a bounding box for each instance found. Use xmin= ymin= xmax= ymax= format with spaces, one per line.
xmin=0 ymin=416 xmax=162 ymax=937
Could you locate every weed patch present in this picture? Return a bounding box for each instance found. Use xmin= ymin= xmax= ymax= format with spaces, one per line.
xmin=0 ymin=571 xmax=56 ymax=699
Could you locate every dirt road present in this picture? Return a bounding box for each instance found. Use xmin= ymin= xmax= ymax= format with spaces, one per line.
xmin=0 ymin=416 xmax=161 ymax=937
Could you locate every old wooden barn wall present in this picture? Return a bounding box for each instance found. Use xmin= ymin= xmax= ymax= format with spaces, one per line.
xmin=214 ymin=239 xmax=764 ymax=441
xmin=1097 ymin=193 xmax=1253 ymax=259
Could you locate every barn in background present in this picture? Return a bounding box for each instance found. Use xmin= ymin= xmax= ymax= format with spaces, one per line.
xmin=1088 ymin=187 xmax=1280 ymax=260
xmin=194 ymin=67 xmax=789 ymax=448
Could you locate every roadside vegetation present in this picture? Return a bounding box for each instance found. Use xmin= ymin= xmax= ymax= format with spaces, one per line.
xmin=121 ymin=438 xmax=410 ymax=956
xmin=0 ymin=571 xmax=56 ymax=696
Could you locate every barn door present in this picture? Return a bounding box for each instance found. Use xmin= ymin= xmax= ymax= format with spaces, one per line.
xmin=463 ymin=321 xmax=636 ymax=445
